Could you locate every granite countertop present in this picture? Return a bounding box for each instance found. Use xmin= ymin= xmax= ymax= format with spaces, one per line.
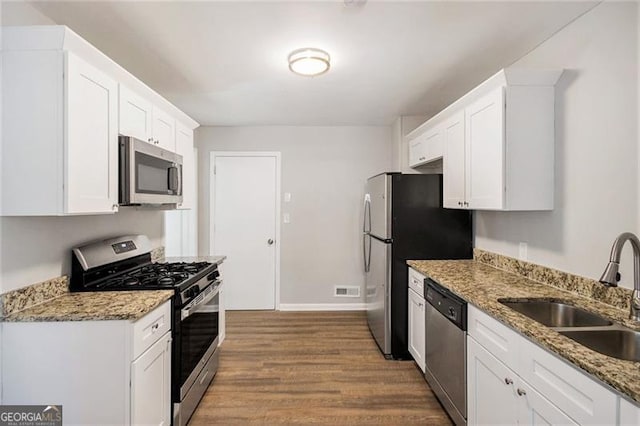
xmin=1 ymin=290 xmax=173 ymax=322
xmin=161 ymin=255 xmax=226 ymax=265
xmin=407 ymin=259 xmax=640 ymax=403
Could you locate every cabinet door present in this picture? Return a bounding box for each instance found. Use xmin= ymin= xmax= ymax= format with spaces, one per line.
xmin=408 ymin=137 xmax=424 ymax=167
xmin=465 ymin=87 xmax=505 ymax=210
xmin=517 ymin=381 xmax=577 ymax=426
xmin=119 ymin=85 xmax=153 ymax=142
xmin=423 ymin=126 xmax=443 ymax=162
xmin=443 ymin=111 xmax=466 ymax=209
xmin=467 ymin=337 xmax=518 ymax=426
xmin=65 ymin=52 xmax=118 ymax=214
xmin=152 ymin=107 xmax=176 ymax=151
xmin=131 ymin=331 xmax=171 ymax=426
xmin=407 ymin=289 xmax=425 ymax=372
xmin=175 ymin=123 xmax=195 ymax=210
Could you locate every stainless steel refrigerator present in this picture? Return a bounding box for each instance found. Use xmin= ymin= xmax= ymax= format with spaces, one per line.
xmin=363 ymin=172 xmax=472 ymax=359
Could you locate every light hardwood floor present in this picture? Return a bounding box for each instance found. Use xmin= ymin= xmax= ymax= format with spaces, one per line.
xmin=189 ymin=310 xmax=452 ymax=425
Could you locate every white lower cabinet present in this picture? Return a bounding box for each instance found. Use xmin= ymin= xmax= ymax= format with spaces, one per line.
xmin=467 ymin=305 xmax=635 ymax=425
xmin=1 ymin=301 xmax=172 ymax=426
xmin=408 ymin=288 xmax=426 ymax=372
xmin=131 ymin=332 xmax=172 ymax=426
xmin=407 ymin=267 xmax=426 ymax=372
xmin=468 ymin=337 xmax=576 ymax=425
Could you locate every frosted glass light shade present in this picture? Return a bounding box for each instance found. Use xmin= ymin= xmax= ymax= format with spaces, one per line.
xmin=288 ymin=48 xmax=330 ymax=76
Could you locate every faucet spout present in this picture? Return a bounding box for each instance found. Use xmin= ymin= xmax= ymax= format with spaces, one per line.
xmin=599 ymin=232 xmax=640 ymax=321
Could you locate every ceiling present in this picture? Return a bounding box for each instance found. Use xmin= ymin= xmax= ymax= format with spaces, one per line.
xmin=25 ymin=1 xmax=597 ymax=126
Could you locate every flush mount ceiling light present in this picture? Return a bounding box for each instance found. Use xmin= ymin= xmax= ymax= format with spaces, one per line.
xmin=288 ymin=47 xmax=331 ymax=77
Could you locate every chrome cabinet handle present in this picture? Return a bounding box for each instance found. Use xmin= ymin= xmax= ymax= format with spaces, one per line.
xmin=517 ymin=388 xmax=526 ymax=396
xmin=504 ymin=378 xmax=513 ymax=385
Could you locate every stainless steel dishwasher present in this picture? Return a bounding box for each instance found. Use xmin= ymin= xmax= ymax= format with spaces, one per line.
xmin=424 ymin=277 xmax=467 ymax=426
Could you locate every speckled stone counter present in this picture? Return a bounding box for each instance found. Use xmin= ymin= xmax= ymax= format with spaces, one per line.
xmin=1 ymin=290 xmax=173 ymax=322
xmin=407 ymin=259 xmax=640 ymax=404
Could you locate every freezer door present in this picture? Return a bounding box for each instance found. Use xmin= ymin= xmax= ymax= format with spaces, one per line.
xmin=365 ymin=235 xmax=391 ymax=355
xmin=366 ymin=174 xmax=391 ymax=239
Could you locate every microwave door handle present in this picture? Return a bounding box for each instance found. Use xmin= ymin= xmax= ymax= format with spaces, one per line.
xmin=168 ymin=166 xmax=179 ymax=192
xmin=177 ymin=164 xmax=182 ymax=196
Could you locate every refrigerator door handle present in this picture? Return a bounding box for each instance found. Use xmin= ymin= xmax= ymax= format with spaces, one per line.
xmin=363 ymin=194 xmax=371 ymax=234
xmin=363 ymin=233 xmax=372 ymax=272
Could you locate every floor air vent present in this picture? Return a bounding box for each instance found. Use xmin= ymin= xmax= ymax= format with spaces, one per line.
xmin=334 ymin=286 xmax=360 ymax=297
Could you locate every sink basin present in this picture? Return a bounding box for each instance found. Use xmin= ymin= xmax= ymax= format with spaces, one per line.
xmin=559 ymin=329 xmax=640 ymax=362
xmin=499 ymin=299 xmax=613 ymax=327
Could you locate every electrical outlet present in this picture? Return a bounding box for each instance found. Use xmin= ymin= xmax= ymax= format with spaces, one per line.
xmin=519 ymin=242 xmax=528 ymax=261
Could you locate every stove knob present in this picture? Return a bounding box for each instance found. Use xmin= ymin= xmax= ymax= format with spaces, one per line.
xmin=190 ymin=286 xmax=200 ymax=298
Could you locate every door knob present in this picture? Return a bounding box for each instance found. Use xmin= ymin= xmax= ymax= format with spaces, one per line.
xmin=267 ymin=239 xmax=274 ymax=246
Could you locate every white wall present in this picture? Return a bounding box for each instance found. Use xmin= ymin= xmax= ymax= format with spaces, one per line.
xmin=196 ymin=126 xmax=391 ymax=305
xmin=475 ymin=2 xmax=639 ymax=289
xmin=0 ymin=211 xmax=164 ymax=293
xmin=0 ymin=2 xmax=166 ymax=294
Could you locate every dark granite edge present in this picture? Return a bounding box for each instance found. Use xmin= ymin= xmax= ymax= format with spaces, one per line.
xmin=473 ymin=248 xmax=632 ymax=311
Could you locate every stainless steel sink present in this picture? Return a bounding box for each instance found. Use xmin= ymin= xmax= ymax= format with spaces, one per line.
xmin=499 ymin=299 xmax=613 ymax=327
xmin=559 ymin=329 xmax=640 ymax=362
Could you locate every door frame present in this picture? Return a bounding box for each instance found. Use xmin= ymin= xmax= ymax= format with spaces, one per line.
xmin=209 ymin=151 xmax=282 ymax=310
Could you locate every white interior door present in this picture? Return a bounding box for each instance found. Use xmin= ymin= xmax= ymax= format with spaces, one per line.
xmin=212 ymin=153 xmax=279 ymax=310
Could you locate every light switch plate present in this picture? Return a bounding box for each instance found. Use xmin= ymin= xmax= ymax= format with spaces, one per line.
xmin=283 ymin=213 xmax=290 ymax=223
xmin=284 ymin=193 xmax=291 ymax=202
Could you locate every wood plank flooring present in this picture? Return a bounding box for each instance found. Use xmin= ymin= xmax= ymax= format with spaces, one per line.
xmin=189 ymin=311 xmax=452 ymax=425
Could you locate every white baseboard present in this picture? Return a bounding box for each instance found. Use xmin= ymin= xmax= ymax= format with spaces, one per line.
xmin=279 ymin=303 xmax=366 ymax=311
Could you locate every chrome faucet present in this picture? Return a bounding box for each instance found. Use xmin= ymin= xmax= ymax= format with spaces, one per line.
xmin=599 ymin=232 xmax=640 ymax=321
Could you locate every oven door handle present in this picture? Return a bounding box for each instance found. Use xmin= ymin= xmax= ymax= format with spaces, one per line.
xmin=181 ymin=281 xmax=220 ymax=320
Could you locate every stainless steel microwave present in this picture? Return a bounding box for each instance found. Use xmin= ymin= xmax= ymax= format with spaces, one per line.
xmin=119 ymin=136 xmax=183 ymax=205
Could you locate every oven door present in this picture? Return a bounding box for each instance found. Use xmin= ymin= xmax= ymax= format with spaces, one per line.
xmin=178 ymin=281 xmax=220 ymax=399
xmin=119 ymin=136 xmax=183 ymax=205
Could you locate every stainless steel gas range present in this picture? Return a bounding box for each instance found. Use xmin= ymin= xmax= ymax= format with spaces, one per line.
xmin=70 ymin=235 xmax=222 ymax=426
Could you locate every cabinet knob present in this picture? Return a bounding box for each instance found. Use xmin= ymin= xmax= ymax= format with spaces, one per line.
xmin=458 ymin=202 xmax=463 ymax=206
xmin=504 ymin=378 xmax=513 ymax=385
xmin=517 ymin=388 xmax=526 ymax=396
xmin=112 ymin=204 xmax=118 ymax=210
xmin=464 ymin=201 xmax=469 ymax=207
xmin=148 ymin=137 xmax=153 ymax=142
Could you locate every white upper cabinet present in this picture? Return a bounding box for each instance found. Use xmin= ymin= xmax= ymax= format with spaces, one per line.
xmin=66 ymin=53 xmax=119 ymax=214
xmin=2 ymin=25 xmax=199 ymax=216
xmin=2 ymin=49 xmax=118 ymax=215
xmin=151 ymin=107 xmax=176 ymax=152
xmin=443 ymin=111 xmax=466 ymax=208
xmin=119 ymin=85 xmax=153 ymax=142
xmin=410 ymin=68 xmax=562 ymax=211
xmin=407 ymin=124 xmax=444 ymax=168
xmin=464 ymin=87 xmax=505 ymax=210
xmin=175 ymin=123 xmax=196 ymax=210
xmin=119 ymin=84 xmax=176 ymax=151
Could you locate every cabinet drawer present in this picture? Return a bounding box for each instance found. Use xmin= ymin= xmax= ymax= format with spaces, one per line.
xmin=133 ymin=300 xmax=172 ymax=359
xmin=408 ymin=267 xmax=426 ymax=295
xmin=467 ymin=304 xmax=520 ymax=370
xmin=518 ymin=337 xmax=617 ymax=425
